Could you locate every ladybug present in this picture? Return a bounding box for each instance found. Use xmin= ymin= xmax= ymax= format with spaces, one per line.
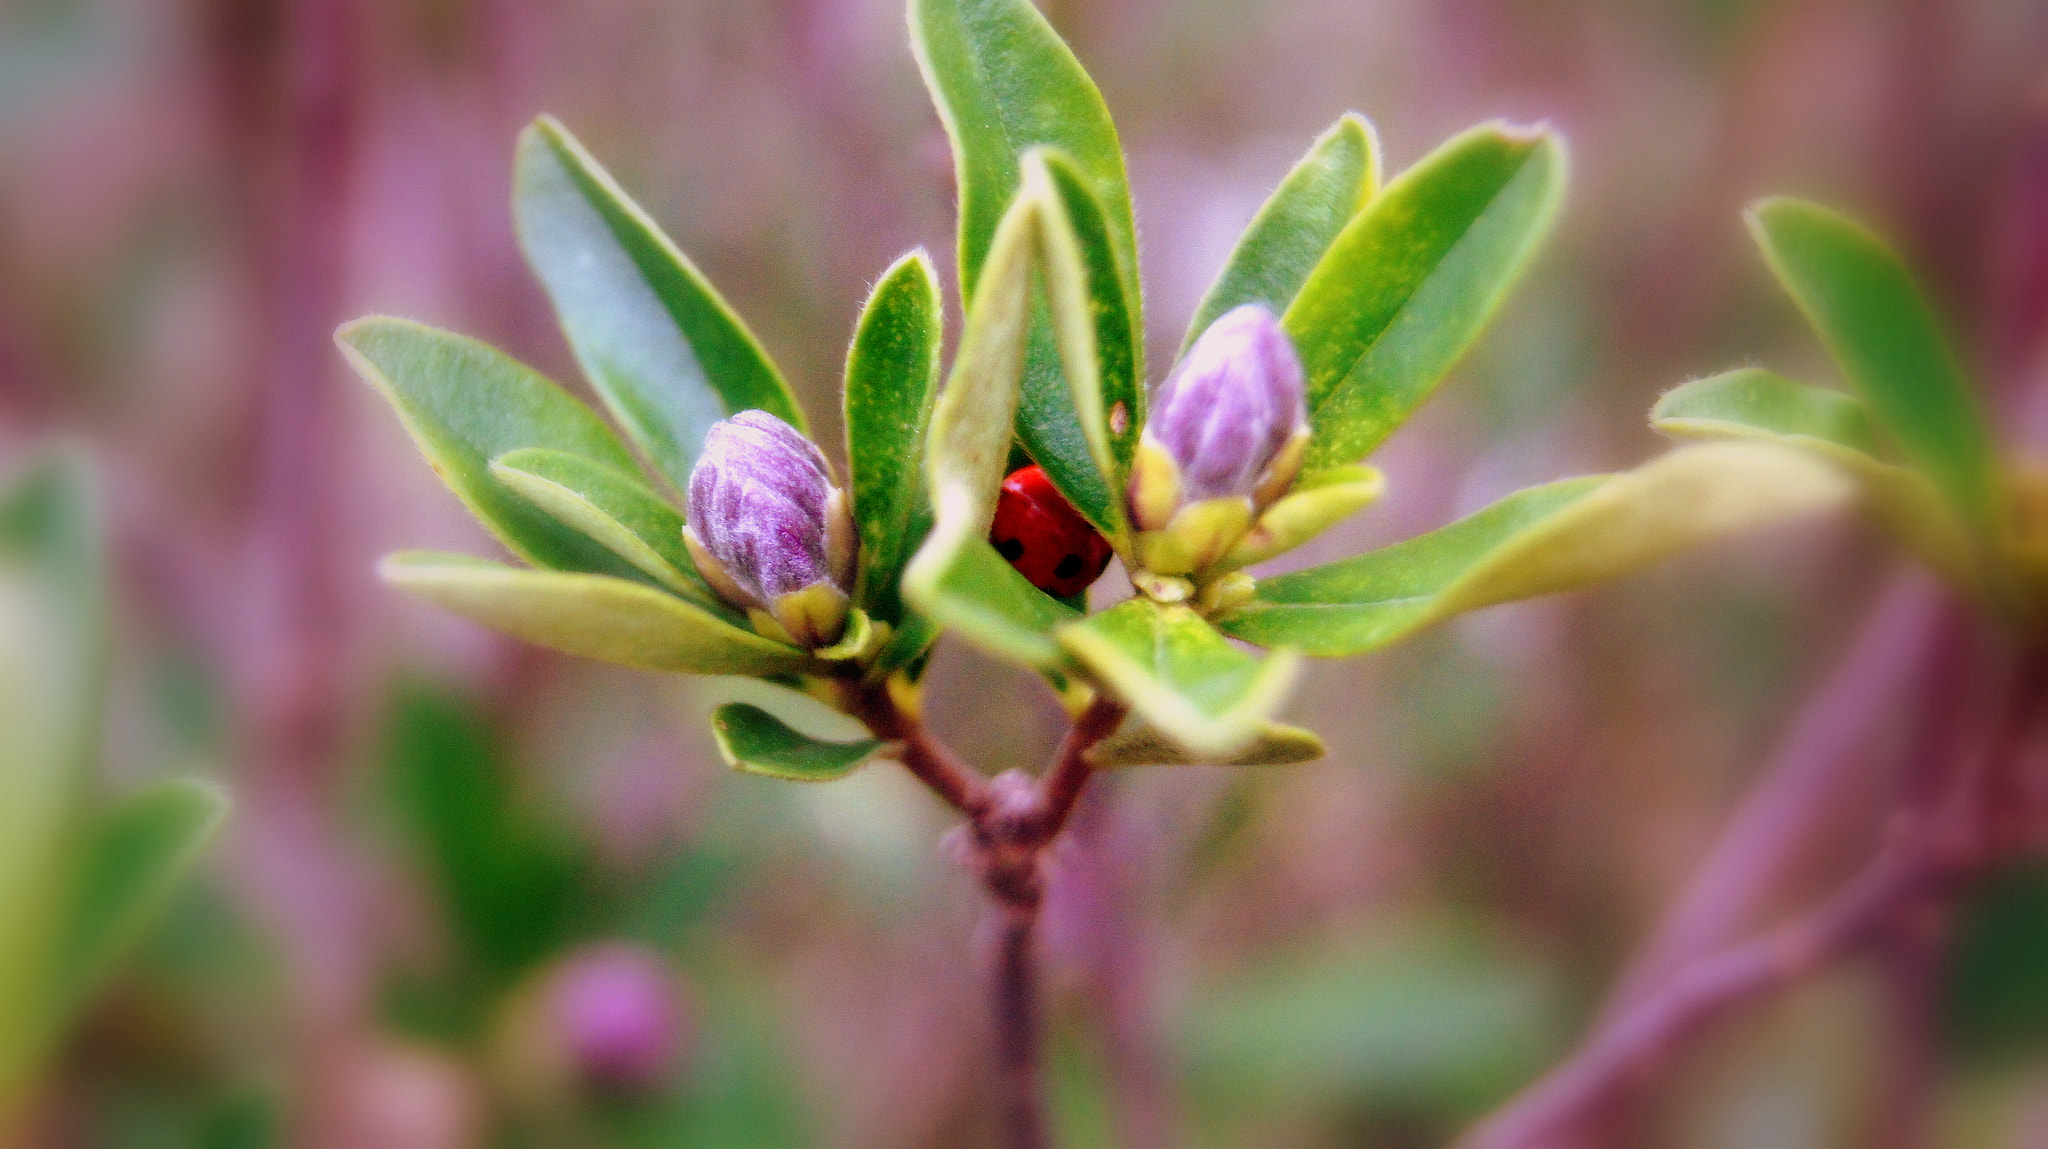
xmin=990 ymin=464 xmax=1114 ymax=597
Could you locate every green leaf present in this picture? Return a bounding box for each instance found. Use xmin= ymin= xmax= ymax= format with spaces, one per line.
xmin=0 ymin=449 xmax=106 ymax=1102
xmin=905 ymin=186 xmax=1088 ymax=668
xmin=844 ymin=251 xmax=944 ymax=622
xmin=514 ymin=116 xmax=803 ymax=486
xmin=1030 ymin=149 xmax=1143 ymax=523
xmin=1652 ymin=370 xmax=1976 ymax=589
xmin=909 ymin=0 xmax=1137 ymax=311
xmin=336 ymin=318 xmax=644 ymax=575
xmin=1748 ymin=198 xmax=1998 ymax=533
xmin=905 ymin=521 xmax=1083 ymax=668
xmin=1058 ymin=599 xmax=1301 ymax=758
xmin=1087 ymin=720 xmax=1325 ymax=768
xmin=1184 ymin=114 xmax=1381 ymax=353
xmin=1220 ymin=443 xmax=1853 ymax=656
xmin=711 ymin=703 xmax=886 ymax=782
xmin=383 ymin=686 xmax=583 ymax=974
xmin=1285 ymin=123 xmax=1566 ymax=473
xmin=909 ymin=0 xmax=1141 ymax=537
xmin=489 ymin=448 xmax=714 ymax=606
xmin=51 ymin=778 xmax=229 ymax=1027
xmin=379 ymin=551 xmax=816 ymax=677
xmin=1650 ymin=368 xmax=1880 ymax=455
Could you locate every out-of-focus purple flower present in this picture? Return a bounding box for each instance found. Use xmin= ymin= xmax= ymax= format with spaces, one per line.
xmin=684 ymin=409 xmax=854 ymax=645
xmin=548 ymin=943 xmax=688 ymax=1095
xmin=1138 ymin=304 xmax=1307 ymax=514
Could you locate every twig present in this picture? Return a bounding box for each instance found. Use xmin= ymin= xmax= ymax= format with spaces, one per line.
xmin=1028 ymin=694 xmax=1126 ymax=845
xmin=994 ymin=906 xmax=1046 ymax=1149
xmin=1465 ymin=837 xmax=1951 ymax=1149
xmin=848 ymin=675 xmax=1127 ymax=1149
xmin=1603 ymin=573 xmax=1942 ymax=1010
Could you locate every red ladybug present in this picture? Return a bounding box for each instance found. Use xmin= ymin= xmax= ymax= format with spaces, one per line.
xmin=990 ymin=464 xmax=1113 ymax=597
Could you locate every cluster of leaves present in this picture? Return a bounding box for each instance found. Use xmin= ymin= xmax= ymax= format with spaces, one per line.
xmin=0 ymin=450 xmax=227 ymax=1114
xmin=1651 ymin=199 xmax=2048 ymax=623
xmin=340 ymin=0 xmax=1857 ymax=777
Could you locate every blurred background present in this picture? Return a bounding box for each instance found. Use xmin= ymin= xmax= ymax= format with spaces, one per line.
xmin=3 ymin=0 xmax=2048 ymax=1145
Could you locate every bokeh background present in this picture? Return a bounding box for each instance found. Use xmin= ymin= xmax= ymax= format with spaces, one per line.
xmin=4 ymin=0 xmax=2048 ymax=1145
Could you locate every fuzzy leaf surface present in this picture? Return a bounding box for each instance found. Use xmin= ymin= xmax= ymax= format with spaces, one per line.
xmin=1748 ymin=198 xmax=1997 ymax=532
xmin=1285 ymin=123 xmax=1564 ymax=472
xmin=909 ymin=0 xmax=1137 ymax=309
xmin=514 ymin=116 xmax=802 ymax=486
xmin=490 ymin=448 xmax=711 ymax=603
xmin=711 ymin=703 xmax=886 ymax=781
xmin=1184 ymin=114 xmax=1381 ymax=353
xmin=1059 ymin=599 xmax=1300 ymax=758
xmin=1221 ymin=444 xmax=1852 ymax=655
xmin=338 ymin=318 xmax=643 ymax=575
xmin=380 ymin=551 xmax=814 ymax=677
xmin=843 ymin=251 xmax=944 ymax=621
xmin=1026 ymin=150 xmax=1139 ymax=533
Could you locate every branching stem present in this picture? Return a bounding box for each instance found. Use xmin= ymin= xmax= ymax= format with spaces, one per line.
xmin=848 ymin=676 xmax=1129 ymax=1149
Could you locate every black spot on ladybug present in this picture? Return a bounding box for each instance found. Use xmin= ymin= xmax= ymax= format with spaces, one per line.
xmin=990 ymin=464 xmax=1114 ymax=597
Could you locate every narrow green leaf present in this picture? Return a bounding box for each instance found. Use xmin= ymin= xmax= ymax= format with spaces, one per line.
xmin=489 ymin=447 xmax=713 ymax=604
xmin=844 ymin=251 xmax=944 ymax=622
xmin=1058 ymin=599 xmax=1301 ymax=758
xmin=1031 ymin=149 xmax=1142 ymax=520
xmin=1748 ymin=198 xmax=1997 ymax=532
xmin=1088 ymin=720 xmax=1325 ymax=768
xmin=1652 ymin=369 xmax=1976 ymax=589
xmin=904 ymin=189 xmax=1090 ymax=670
xmin=711 ymin=703 xmax=886 ymax=782
xmin=905 ymin=519 xmax=1082 ymax=668
xmin=1285 ymin=123 xmax=1565 ymax=472
xmin=514 ymin=116 xmax=803 ymax=486
xmin=1184 ymin=114 xmax=1381 ymax=353
xmin=1220 ymin=443 xmax=1853 ymax=656
xmin=380 ymin=551 xmax=816 ymax=677
xmin=52 ymin=778 xmax=229 ymax=1026
xmin=0 ymin=450 xmax=105 ymax=1103
xmin=337 ymin=318 xmax=644 ymax=575
xmin=1651 ymin=368 xmax=1880 ymax=456
xmin=908 ymin=0 xmax=1137 ymax=311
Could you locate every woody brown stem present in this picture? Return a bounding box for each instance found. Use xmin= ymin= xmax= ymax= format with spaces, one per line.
xmin=848 ymin=677 xmax=1128 ymax=1148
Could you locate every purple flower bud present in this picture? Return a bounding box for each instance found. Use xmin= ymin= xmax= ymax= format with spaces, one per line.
xmin=548 ymin=943 xmax=688 ymax=1095
xmin=686 ymin=410 xmax=847 ymax=607
xmin=1144 ymin=305 xmax=1307 ymax=503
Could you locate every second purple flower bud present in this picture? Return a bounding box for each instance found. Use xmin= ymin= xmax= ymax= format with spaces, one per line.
xmin=685 ymin=409 xmax=856 ymax=647
xmin=1128 ymin=304 xmax=1310 ymax=577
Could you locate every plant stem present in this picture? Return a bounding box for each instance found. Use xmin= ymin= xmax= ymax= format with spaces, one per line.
xmin=995 ymin=905 xmax=1047 ymax=1149
xmin=849 ymin=678 xmax=1127 ymax=1147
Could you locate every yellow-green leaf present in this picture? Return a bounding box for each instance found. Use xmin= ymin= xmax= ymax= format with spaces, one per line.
xmin=1652 ymin=369 xmax=1976 ymax=588
xmin=1059 ymin=599 xmax=1301 ymax=758
xmin=1088 ymin=720 xmax=1325 ymax=768
xmin=1220 ymin=443 xmax=1853 ymax=656
xmin=380 ymin=551 xmax=815 ymax=677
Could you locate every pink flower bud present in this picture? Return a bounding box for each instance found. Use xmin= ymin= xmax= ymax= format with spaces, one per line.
xmin=548 ymin=943 xmax=687 ymax=1094
xmin=1144 ymin=305 xmax=1307 ymax=503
